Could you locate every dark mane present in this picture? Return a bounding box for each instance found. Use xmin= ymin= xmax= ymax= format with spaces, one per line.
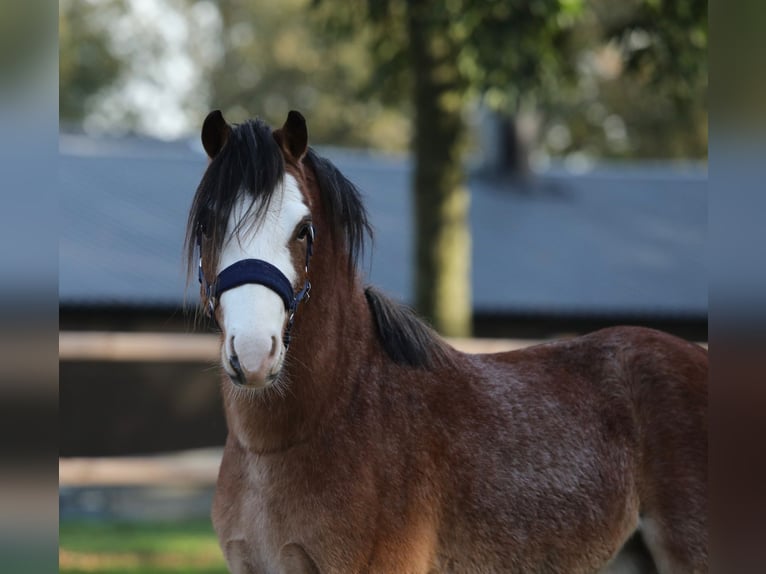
xmin=304 ymin=148 xmax=372 ymax=272
xmin=364 ymin=286 xmax=452 ymax=368
xmin=185 ymin=118 xmax=284 ymax=280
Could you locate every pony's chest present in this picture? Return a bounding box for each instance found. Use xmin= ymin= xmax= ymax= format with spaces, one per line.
xmin=214 ymin=453 xmax=355 ymax=573
xmin=214 ymin=472 xmax=297 ymax=571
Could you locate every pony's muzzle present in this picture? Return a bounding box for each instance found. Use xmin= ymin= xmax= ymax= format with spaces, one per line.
xmin=224 ymin=334 xmax=282 ymax=388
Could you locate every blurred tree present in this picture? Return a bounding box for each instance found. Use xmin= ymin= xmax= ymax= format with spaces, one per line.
xmin=606 ymin=0 xmax=707 ymax=158
xmin=536 ymin=0 xmax=707 ymax=161
xmin=206 ymin=0 xmax=410 ymax=151
xmin=59 ymin=0 xmax=410 ymax=146
xmin=317 ymin=0 xmax=584 ymax=335
xmin=60 ymin=0 xmax=124 ymax=125
xmin=59 ymin=1 xmax=706 ymax=159
xmin=60 ymin=0 xmax=222 ymax=138
xmin=316 ymin=0 xmax=705 ymax=334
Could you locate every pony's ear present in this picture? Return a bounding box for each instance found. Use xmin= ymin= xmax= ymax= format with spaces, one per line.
xmin=201 ymin=110 xmax=232 ymax=159
xmin=274 ymin=110 xmax=308 ymax=161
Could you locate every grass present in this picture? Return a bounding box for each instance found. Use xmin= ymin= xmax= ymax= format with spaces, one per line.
xmin=59 ymin=520 xmax=228 ymax=574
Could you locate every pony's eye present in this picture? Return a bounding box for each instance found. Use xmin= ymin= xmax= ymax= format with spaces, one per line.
xmin=297 ymin=223 xmax=312 ymax=241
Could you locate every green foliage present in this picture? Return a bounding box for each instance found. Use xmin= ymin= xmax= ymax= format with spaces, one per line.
xmin=537 ymin=0 xmax=707 ymax=160
xmin=208 ymin=0 xmax=410 ymax=150
xmin=59 ymin=0 xmax=124 ymax=124
xmin=58 ymin=0 xmax=706 ymax=158
xmin=59 ymin=520 xmax=227 ymax=574
xmin=326 ymin=0 xmax=584 ymax=114
xmin=604 ymin=0 xmax=706 ymax=101
xmin=313 ymin=0 xmax=706 ymax=159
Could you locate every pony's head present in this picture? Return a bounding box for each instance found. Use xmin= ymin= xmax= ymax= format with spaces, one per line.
xmin=186 ymin=110 xmax=370 ymax=390
xmin=187 ymin=110 xmax=313 ymax=389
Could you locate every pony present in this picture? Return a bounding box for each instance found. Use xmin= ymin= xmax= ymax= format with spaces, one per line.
xmin=185 ymin=110 xmax=707 ymax=573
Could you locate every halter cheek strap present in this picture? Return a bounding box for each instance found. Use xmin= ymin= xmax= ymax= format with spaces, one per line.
xmin=197 ymin=225 xmax=315 ymax=348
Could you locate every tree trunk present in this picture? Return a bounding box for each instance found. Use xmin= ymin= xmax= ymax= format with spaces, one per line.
xmin=407 ymin=0 xmax=472 ymax=337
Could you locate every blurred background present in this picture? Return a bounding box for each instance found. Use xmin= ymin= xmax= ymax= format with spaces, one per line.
xmin=58 ymin=0 xmax=706 ymax=572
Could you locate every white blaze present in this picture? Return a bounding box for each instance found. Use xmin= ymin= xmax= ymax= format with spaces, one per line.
xmin=218 ymin=174 xmax=309 ymax=383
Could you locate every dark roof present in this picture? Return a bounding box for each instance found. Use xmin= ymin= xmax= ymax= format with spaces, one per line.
xmin=60 ymin=133 xmax=706 ymax=318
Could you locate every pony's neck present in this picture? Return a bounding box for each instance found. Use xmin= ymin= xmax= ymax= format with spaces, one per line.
xmin=222 ymin=240 xmax=374 ymax=453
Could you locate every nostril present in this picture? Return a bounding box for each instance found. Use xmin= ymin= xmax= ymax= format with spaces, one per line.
xmin=270 ymin=336 xmax=278 ymax=357
xmin=229 ymin=352 xmax=245 ymax=382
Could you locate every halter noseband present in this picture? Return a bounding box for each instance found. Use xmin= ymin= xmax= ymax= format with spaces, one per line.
xmin=197 ymin=225 xmax=315 ymax=348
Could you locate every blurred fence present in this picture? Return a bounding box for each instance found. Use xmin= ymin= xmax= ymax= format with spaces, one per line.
xmin=59 ymin=331 xmax=543 ymax=361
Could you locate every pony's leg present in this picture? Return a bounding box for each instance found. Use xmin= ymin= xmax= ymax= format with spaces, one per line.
xmin=630 ymin=336 xmax=708 ymax=573
xmin=280 ymin=543 xmax=320 ymax=574
xmin=638 ymin=513 xmax=707 ymax=574
xmin=636 ymin=416 xmax=707 ymax=573
xmin=637 ymin=416 xmax=707 ymax=572
xmin=223 ymin=539 xmax=260 ymax=574
xmin=598 ymin=531 xmax=658 ymax=574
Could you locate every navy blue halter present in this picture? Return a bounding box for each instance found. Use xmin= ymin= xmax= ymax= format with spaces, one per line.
xmin=197 ymin=225 xmax=315 ymax=348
